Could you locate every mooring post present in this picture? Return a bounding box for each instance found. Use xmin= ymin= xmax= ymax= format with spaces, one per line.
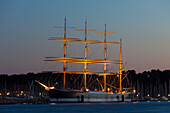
xmin=77 ymin=96 xmax=80 ymax=102
xmin=81 ymin=95 xmax=84 ymax=103
xmin=117 ymin=95 xmax=119 ymax=101
xmin=122 ymin=95 xmax=124 ymax=102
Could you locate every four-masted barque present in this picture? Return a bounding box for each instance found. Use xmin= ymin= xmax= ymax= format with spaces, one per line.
xmin=36 ymin=17 xmax=135 ymax=103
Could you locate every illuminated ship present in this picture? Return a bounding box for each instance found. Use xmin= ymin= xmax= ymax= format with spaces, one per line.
xmin=36 ymin=17 xmax=135 ymax=102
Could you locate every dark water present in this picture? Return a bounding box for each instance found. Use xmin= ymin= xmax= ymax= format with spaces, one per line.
xmin=0 ymin=101 xmax=170 ymax=113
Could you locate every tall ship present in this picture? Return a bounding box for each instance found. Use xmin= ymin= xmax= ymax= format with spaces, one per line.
xmin=36 ymin=17 xmax=135 ymax=103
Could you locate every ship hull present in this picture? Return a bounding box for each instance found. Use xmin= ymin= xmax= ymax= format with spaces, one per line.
xmin=48 ymin=89 xmax=134 ymax=103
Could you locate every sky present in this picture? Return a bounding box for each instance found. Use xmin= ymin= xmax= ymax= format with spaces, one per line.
xmin=0 ymin=0 xmax=170 ymax=75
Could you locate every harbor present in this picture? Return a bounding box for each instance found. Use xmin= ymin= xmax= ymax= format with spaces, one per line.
xmin=1 ymin=69 xmax=170 ymax=104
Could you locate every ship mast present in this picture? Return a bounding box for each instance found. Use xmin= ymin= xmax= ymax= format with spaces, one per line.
xmin=63 ymin=17 xmax=66 ymax=89
xmin=75 ymin=18 xmax=96 ymax=90
xmin=119 ymin=37 xmax=122 ymax=93
xmin=84 ymin=19 xmax=87 ymax=90
xmin=104 ymin=24 xmax=107 ymax=92
xmin=49 ymin=17 xmax=76 ymax=89
xmin=96 ymin=24 xmax=115 ymax=92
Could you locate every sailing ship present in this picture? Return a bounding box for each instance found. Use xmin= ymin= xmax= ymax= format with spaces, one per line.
xmin=36 ymin=17 xmax=135 ymax=102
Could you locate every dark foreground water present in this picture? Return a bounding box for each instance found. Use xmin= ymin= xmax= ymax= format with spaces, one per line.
xmin=0 ymin=101 xmax=170 ymax=113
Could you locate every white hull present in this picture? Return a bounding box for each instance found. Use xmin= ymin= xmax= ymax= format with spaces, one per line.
xmin=48 ymin=89 xmax=133 ymax=103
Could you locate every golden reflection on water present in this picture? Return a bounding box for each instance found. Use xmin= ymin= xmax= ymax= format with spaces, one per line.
xmin=132 ymin=101 xmax=139 ymax=103
xmin=50 ymin=103 xmax=57 ymax=105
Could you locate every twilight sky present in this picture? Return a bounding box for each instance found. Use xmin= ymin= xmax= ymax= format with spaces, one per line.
xmin=1 ymin=0 xmax=170 ymax=74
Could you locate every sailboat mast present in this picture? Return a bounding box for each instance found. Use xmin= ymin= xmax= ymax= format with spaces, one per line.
xmin=104 ymin=24 xmax=107 ymax=92
xmin=63 ymin=17 xmax=67 ymax=89
xmin=84 ymin=19 xmax=87 ymax=90
xmin=119 ymin=37 xmax=122 ymax=93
